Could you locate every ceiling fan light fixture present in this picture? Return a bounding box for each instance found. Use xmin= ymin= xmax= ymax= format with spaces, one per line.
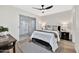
xmin=42 ymin=9 xmax=45 ymax=13
xmin=42 ymin=11 xmax=44 ymax=13
xmin=32 ymin=5 xmax=53 ymax=13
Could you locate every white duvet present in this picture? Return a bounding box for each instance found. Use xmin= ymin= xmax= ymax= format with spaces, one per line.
xmin=31 ymin=31 xmax=58 ymax=52
xmin=43 ymin=30 xmax=60 ymax=41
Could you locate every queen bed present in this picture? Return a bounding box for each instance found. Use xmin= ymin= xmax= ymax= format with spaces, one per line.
xmin=31 ymin=30 xmax=59 ymax=52
xmin=20 ymin=30 xmax=60 ymax=53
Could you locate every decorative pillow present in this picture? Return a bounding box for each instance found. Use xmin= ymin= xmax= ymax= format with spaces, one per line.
xmin=45 ymin=25 xmax=58 ymax=31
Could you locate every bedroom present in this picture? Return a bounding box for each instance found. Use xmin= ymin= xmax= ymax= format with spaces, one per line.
xmin=18 ymin=5 xmax=74 ymax=53
xmin=0 ymin=5 xmax=78 ymax=53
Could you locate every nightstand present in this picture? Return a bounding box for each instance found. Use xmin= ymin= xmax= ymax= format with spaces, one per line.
xmin=60 ymin=32 xmax=69 ymax=40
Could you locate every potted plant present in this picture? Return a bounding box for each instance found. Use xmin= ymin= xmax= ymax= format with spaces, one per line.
xmin=0 ymin=26 xmax=8 ymax=36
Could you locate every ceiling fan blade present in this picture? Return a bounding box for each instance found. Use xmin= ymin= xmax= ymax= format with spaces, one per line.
xmin=32 ymin=7 xmax=42 ymax=10
xmin=45 ymin=5 xmax=53 ymax=9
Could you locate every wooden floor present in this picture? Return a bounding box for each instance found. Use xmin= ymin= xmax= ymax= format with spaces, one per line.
xmin=9 ymin=38 xmax=76 ymax=53
xmin=56 ymin=40 xmax=76 ymax=53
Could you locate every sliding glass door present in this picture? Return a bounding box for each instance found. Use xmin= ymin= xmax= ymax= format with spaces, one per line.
xmin=19 ymin=15 xmax=36 ymax=36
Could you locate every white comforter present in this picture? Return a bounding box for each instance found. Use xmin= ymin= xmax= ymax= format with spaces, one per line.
xmin=31 ymin=31 xmax=58 ymax=52
xmin=43 ymin=30 xmax=60 ymax=41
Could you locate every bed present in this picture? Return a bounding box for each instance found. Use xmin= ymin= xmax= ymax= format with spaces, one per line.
xmin=19 ymin=30 xmax=60 ymax=53
xmin=31 ymin=30 xmax=59 ymax=52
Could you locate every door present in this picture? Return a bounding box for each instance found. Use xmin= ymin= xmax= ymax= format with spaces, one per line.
xmin=28 ymin=17 xmax=36 ymax=35
xmin=19 ymin=15 xmax=36 ymax=36
xmin=19 ymin=15 xmax=30 ymax=36
xmin=19 ymin=20 xmax=29 ymax=35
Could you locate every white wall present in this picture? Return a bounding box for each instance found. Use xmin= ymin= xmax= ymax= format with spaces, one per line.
xmin=0 ymin=5 xmax=38 ymax=41
xmin=72 ymin=6 xmax=76 ymax=43
xmin=40 ymin=10 xmax=73 ymax=32
xmin=73 ymin=6 xmax=79 ymax=52
xmin=36 ymin=16 xmax=43 ymax=30
xmin=0 ymin=6 xmax=19 ymax=40
xmin=35 ymin=10 xmax=74 ymax=41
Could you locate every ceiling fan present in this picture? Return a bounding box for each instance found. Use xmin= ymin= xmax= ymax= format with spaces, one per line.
xmin=32 ymin=5 xmax=53 ymax=13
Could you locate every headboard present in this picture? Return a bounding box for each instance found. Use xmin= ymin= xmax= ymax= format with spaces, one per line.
xmin=45 ymin=25 xmax=61 ymax=31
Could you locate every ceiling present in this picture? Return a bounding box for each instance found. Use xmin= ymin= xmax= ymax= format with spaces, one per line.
xmin=13 ymin=5 xmax=73 ymax=16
